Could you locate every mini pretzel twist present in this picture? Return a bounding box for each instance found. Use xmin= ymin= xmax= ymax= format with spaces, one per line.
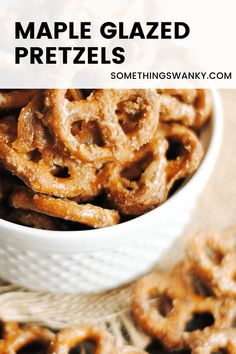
xmin=0 ymin=98 xmax=103 ymax=199
xmin=104 ymin=122 xmax=202 ymax=215
xmin=103 ymin=137 xmax=168 ymax=215
xmin=42 ymin=89 xmax=160 ymax=162
xmin=191 ymin=329 xmax=236 ymax=354
xmin=10 ymin=187 xmax=120 ymax=228
xmin=132 ymin=271 xmax=236 ymax=350
xmin=48 ymin=324 xmax=117 ymax=354
xmin=186 ymin=229 xmax=236 ymax=298
xmin=157 ymin=123 xmax=203 ymax=190
xmin=158 ymin=89 xmax=212 ymax=129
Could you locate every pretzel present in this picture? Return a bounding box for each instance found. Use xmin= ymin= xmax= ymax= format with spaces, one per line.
xmin=104 ymin=137 xmax=168 ymax=215
xmin=48 ymin=324 xmax=117 ymax=354
xmin=158 ymin=89 xmax=212 ymax=129
xmin=157 ymin=123 xmax=203 ymax=191
xmin=42 ymin=89 xmax=160 ymax=162
xmin=2 ymin=325 xmax=54 ymax=353
xmin=10 ymin=188 xmax=120 ymax=228
xmin=0 ymin=90 xmax=36 ymax=111
xmin=191 ymin=329 xmax=236 ymax=354
xmin=186 ymin=230 xmax=236 ymax=298
xmin=118 ymin=346 xmax=148 ymax=354
xmin=0 ymin=108 xmax=103 ymax=199
xmin=132 ymin=272 xmax=236 ymax=350
xmin=104 ymin=122 xmax=202 ymax=215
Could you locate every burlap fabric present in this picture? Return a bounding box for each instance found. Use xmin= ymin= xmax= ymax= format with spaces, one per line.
xmin=0 ymin=90 xmax=234 ymax=348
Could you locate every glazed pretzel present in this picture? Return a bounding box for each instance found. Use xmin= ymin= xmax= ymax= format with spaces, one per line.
xmin=157 ymin=123 xmax=203 ymax=191
xmin=0 ymin=90 xmax=36 ymax=111
xmin=104 ymin=123 xmax=202 ymax=215
xmin=186 ymin=229 xmax=236 ymax=298
xmin=2 ymin=325 xmax=54 ymax=354
xmin=10 ymin=188 xmax=120 ymax=228
xmin=42 ymin=89 xmax=160 ymax=162
xmin=158 ymin=89 xmax=212 ymax=129
xmin=191 ymin=329 xmax=236 ymax=354
xmin=48 ymin=324 xmax=117 ymax=354
xmin=132 ymin=272 xmax=236 ymax=350
xmin=104 ymin=137 xmax=168 ymax=215
xmin=0 ymin=102 xmax=103 ymax=199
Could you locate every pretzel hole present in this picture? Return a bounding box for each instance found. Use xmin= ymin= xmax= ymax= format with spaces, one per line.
xmin=211 ymin=350 xmax=229 ymax=354
xmin=205 ymin=244 xmax=224 ymax=265
xmin=155 ymin=295 xmax=173 ymax=317
xmin=51 ymin=165 xmax=70 ymax=178
xmin=71 ymin=121 xmax=104 ymax=146
xmin=27 ymin=149 xmax=42 ymax=162
xmin=190 ymin=273 xmax=214 ymax=297
xmin=69 ymin=340 xmax=96 ymax=354
xmin=17 ymin=340 xmax=48 ymax=354
xmin=166 ymin=138 xmax=185 ymax=160
xmin=185 ymin=312 xmax=215 ymax=332
xmin=116 ymin=97 xmax=146 ymax=134
xmin=121 ymin=152 xmax=153 ymax=182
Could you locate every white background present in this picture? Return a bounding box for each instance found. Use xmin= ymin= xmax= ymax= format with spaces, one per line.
xmin=0 ymin=0 xmax=235 ymax=88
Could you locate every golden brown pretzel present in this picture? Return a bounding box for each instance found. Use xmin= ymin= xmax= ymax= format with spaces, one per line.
xmin=2 ymin=325 xmax=54 ymax=353
xmin=0 ymin=105 xmax=103 ymax=199
xmin=186 ymin=230 xmax=236 ymax=298
xmin=158 ymin=89 xmax=212 ymax=129
xmin=48 ymin=324 xmax=117 ymax=354
xmin=132 ymin=272 xmax=236 ymax=350
xmin=10 ymin=188 xmax=120 ymax=228
xmin=104 ymin=137 xmax=168 ymax=215
xmin=157 ymin=122 xmax=203 ymax=191
xmin=42 ymin=89 xmax=160 ymax=162
xmin=0 ymin=90 xmax=36 ymax=111
xmin=104 ymin=122 xmax=202 ymax=215
xmin=191 ymin=329 xmax=236 ymax=354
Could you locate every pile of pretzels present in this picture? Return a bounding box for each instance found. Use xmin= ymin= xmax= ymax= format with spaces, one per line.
xmin=132 ymin=226 xmax=236 ymax=353
xmin=0 ymin=89 xmax=211 ymax=230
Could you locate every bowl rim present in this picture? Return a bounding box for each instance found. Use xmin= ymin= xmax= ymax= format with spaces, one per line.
xmin=0 ymin=89 xmax=223 ymax=244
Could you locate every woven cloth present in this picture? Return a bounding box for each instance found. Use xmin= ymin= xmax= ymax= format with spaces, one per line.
xmin=0 ymin=90 xmax=234 ymax=348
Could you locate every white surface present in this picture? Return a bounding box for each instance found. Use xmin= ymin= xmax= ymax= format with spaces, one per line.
xmin=0 ymin=90 xmax=223 ymax=293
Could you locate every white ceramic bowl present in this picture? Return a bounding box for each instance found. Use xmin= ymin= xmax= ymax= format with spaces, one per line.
xmin=0 ymin=90 xmax=223 ymax=293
